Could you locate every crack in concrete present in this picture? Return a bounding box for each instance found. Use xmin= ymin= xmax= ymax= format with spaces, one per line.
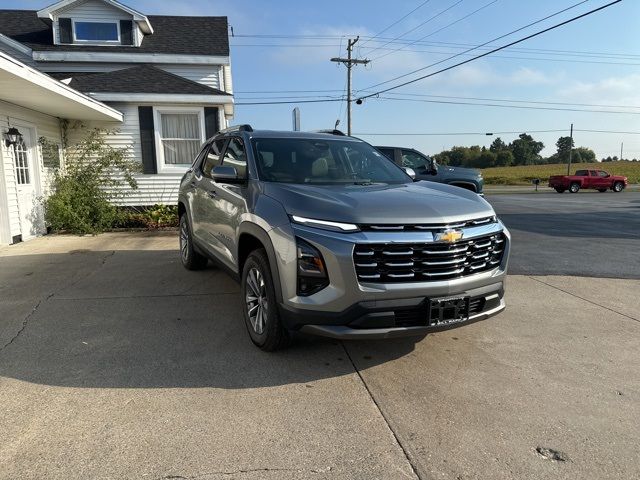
xmin=0 ymin=292 xmax=54 ymax=353
xmin=156 ymin=466 xmax=332 ymax=479
xmin=0 ymin=250 xmax=117 ymax=354
xmin=341 ymin=342 xmax=422 ymax=480
xmin=529 ymin=276 xmax=640 ymax=324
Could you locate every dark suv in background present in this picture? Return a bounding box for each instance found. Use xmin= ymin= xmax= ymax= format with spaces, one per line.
xmin=376 ymin=146 xmax=484 ymax=195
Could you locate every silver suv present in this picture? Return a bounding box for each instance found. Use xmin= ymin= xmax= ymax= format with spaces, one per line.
xmin=178 ymin=126 xmax=510 ymax=350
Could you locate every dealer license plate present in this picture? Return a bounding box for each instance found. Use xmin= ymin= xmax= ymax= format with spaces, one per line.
xmin=428 ymin=296 xmax=470 ymax=326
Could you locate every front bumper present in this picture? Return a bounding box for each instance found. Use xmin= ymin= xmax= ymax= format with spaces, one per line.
xmin=300 ymin=298 xmax=505 ymax=339
xmin=279 ymin=278 xmax=505 ymax=336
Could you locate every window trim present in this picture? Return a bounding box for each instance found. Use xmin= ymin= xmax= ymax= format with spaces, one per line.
xmin=153 ymin=107 xmax=206 ymax=174
xmin=72 ymin=19 xmax=121 ymax=44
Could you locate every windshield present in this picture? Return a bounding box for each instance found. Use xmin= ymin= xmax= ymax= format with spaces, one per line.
xmin=251 ymin=137 xmax=411 ymax=185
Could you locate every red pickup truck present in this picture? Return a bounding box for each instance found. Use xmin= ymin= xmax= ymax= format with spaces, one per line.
xmin=548 ymin=169 xmax=628 ymax=193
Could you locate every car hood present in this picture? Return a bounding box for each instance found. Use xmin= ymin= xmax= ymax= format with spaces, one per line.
xmin=264 ymin=181 xmax=494 ymax=225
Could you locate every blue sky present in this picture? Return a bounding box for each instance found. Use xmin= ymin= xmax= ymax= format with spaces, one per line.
xmin=8 ymin=0 xmax=640 ymax=158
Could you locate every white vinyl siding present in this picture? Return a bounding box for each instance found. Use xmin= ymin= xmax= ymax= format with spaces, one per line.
xmin=53 ymin=0 xmax=134 ymax=45
xmin=0 ymin=100 xmax=61 ymax=243
xmin=152 ymin=65 xmax=222 ymax=90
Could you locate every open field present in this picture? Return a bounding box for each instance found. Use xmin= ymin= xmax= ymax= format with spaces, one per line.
xmin=482 ymin=161 xmax=640 ymax=185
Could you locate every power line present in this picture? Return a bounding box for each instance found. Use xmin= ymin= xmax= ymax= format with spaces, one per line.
xmin=377 ymin=92 xmax=640 ymax=110
xmin=230 ymin=35 xmax=639 ymax=59
xmin=360 ymin=0 xmax=590 ymax=93
xmin=365 ymin=0 xmax=467 ymax=56
xmin=371 ymin=0 xmax=498 ymax=62
xmin=354 ymin=128 xmax=640 ymax=136
xmin=376 ymin=95 xmax=640 ymax=115
xmin=358 ymin=0 xmax=622 ymax=99
xmin=359 ymin=0 xmax=433 ymax=48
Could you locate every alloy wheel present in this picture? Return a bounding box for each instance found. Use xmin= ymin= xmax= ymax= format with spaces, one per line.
xmin=180 ymin=218 xmax=189 ymax=263
xmin=245 ymin=267 xmax=267 ymax=335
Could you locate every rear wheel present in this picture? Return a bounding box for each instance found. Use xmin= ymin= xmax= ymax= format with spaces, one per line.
xmin=241 ymin=249 xmax=290 ymax=351
xmin=554 ymin=187 xmax=565 ymax=193
xmin=179 ymin=214 xmax=208 ymax=270
xmin=569 ymin=183 xmax=580 ymax=194
xmin=598 ymin=188 xmax=607 ymax=193
xmin=613 ymin=182 xmax=625 ymax=193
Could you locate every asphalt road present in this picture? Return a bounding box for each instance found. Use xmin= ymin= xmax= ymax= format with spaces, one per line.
xmin=1 ymin=232 xmax=639 ymax=480
xmin=487 ymin=191 xmax=640 ymax=279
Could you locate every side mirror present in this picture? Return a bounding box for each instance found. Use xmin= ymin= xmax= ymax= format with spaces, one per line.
xmin=212 ymin=165 xmax=243 ymax=183
xmin=430 ymin=160 xmax=438 ymax=176
xmin=403 ymin=167 xmax=416 ymax=181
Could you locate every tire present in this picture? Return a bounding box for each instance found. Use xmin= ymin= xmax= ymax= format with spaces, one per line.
xmin=569 ymin=182 xmax=580 ymax=194
xmin=613 ymin=182 xmax=625 ymax=193
xmin=179 ymin=214 xmax=208 ymax=270
xmin=598 ymin=188 xmax=607 ymax=193
xmin=241 ymin=249 xmax=290 ymax=351
xmin=554 ymin=187 xmax=565 ymax=193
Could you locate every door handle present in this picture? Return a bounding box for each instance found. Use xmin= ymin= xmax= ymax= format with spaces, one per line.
xmin=208 ymin=190 xmax=218 ymax=198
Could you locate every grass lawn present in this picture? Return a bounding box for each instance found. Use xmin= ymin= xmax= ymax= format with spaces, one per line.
xmin=482 ymin=161 xmax=640 ymax=185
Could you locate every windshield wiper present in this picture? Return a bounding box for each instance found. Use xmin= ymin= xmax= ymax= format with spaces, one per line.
xmin=353 ymin=180 xmax=374 ymax=186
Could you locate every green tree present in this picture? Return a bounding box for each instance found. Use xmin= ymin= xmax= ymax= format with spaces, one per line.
xmin=477 ymin=150 xmax=497 ymax=168
xmin=495 ymin=150 xmax=514 ymax=166
xmin=510 ymin=133 xmax=544 ymax=165
xmin=489 ymin=137 xmax=507 ymax=153
xmin=555 ymin=136 xmax=575 ymax=163
xmin=574 ymin=147 xmax=596 ymax=163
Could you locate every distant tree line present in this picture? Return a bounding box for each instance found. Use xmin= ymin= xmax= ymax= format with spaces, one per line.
xmin=430 ymin=133 xmax=638 ymax=168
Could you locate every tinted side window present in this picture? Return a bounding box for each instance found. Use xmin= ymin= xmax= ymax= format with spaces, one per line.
xmin=377 ymin=148 xmax=395 ymax=161
xmin=222 ymin=137 xmax=248 ymax=179
xmin=597 ymin=170 xmax=608 ymax=177
xmin=575 ymin=170 xmax=588 ymax=176
xmin=401 ymin=150 xmax=429 ymax=170
xmin=202 ymin=139 xmax=227 ymax=178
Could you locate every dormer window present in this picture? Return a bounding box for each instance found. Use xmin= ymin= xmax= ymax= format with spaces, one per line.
xmin=73 ymin=21 xmax=119 ymax=42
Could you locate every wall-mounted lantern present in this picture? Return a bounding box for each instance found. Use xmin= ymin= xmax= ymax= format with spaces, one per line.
xmin=4 ymin=127 xmax=22 ymax=148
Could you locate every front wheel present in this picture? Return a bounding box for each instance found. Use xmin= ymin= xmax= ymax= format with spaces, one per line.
xmin=613 ymin=182 xmax=625 ymax=193
xmin=569 ymin=183 xmax=580 ymax=193
xmin=554 ymin=187 xmax=565 ymax=193
xmin=241 ymin=249 xmax=290 ymax=351
xmin=179 ymin=214 xmax=208 ymax=270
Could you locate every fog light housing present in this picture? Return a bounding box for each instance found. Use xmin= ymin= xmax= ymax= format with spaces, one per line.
xmin=297 ymin=238 xmax=329 ymax=296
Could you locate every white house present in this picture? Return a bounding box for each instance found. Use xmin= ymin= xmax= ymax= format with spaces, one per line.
xmin=0 ymin=0 xmax=234 ymax=245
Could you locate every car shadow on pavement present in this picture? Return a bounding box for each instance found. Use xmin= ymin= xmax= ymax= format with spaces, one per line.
xmin=0 ymin=249 xmax=420 ymax=389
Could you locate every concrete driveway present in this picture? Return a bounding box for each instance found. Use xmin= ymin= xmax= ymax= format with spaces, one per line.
xmin=0 ymin=232 xmax=639 ymax=480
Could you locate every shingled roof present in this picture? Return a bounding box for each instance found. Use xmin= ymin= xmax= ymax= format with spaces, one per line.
xmin=0 ymin=10 xmax=229 ymax=56
xmin=49 ymin=65 xmax=232 ymax=95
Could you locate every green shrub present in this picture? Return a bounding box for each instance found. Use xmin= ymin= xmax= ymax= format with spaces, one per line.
xmin=43 ymin=123 xmax=140 ymax=234
xmin=117 ymin=204 xmax=179 ymax=229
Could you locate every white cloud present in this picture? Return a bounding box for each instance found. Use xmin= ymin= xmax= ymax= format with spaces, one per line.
xmin=557 ymin=74 xmax=640 ymax=106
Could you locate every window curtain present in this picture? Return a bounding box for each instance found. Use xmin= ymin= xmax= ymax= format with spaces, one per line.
xmin=160 ymin=113 xmax=201 ymax=165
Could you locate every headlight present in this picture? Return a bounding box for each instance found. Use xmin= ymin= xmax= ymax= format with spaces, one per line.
xmin=296 ymin=238 xmax=329 ymax=296
xmin=291 ymin=215 xmax=359 ymax=232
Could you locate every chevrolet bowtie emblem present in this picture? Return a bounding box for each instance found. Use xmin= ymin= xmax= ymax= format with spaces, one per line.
xmin=435 ymin=229 xmax=464 ymax=243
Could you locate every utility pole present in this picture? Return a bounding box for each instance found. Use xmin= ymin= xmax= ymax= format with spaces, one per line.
xmin=331 ymin=37 xmax=369 ymax=135
xmin=621 ymin=142 xmax=624 ymax=161
xmin=567 ymin=123 xmax=574 ymax=175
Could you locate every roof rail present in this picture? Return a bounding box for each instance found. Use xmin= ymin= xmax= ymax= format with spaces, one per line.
xmin=313 ymin=129 xmax=347 ymax=136
xmin=218 ymin=124 xmax=254 ymax=134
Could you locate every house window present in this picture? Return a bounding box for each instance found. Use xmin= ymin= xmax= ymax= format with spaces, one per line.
xmin=13 ymin=137 xmax=30 ymax=185
xmin=73 ymin=21 xmax=119 ymax=42
xmin=155 ymin=109 xmax=205 ymax=172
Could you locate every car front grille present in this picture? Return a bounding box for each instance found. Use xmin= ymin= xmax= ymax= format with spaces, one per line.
xmin=353 ymin=233 xmax=506 ymax=283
